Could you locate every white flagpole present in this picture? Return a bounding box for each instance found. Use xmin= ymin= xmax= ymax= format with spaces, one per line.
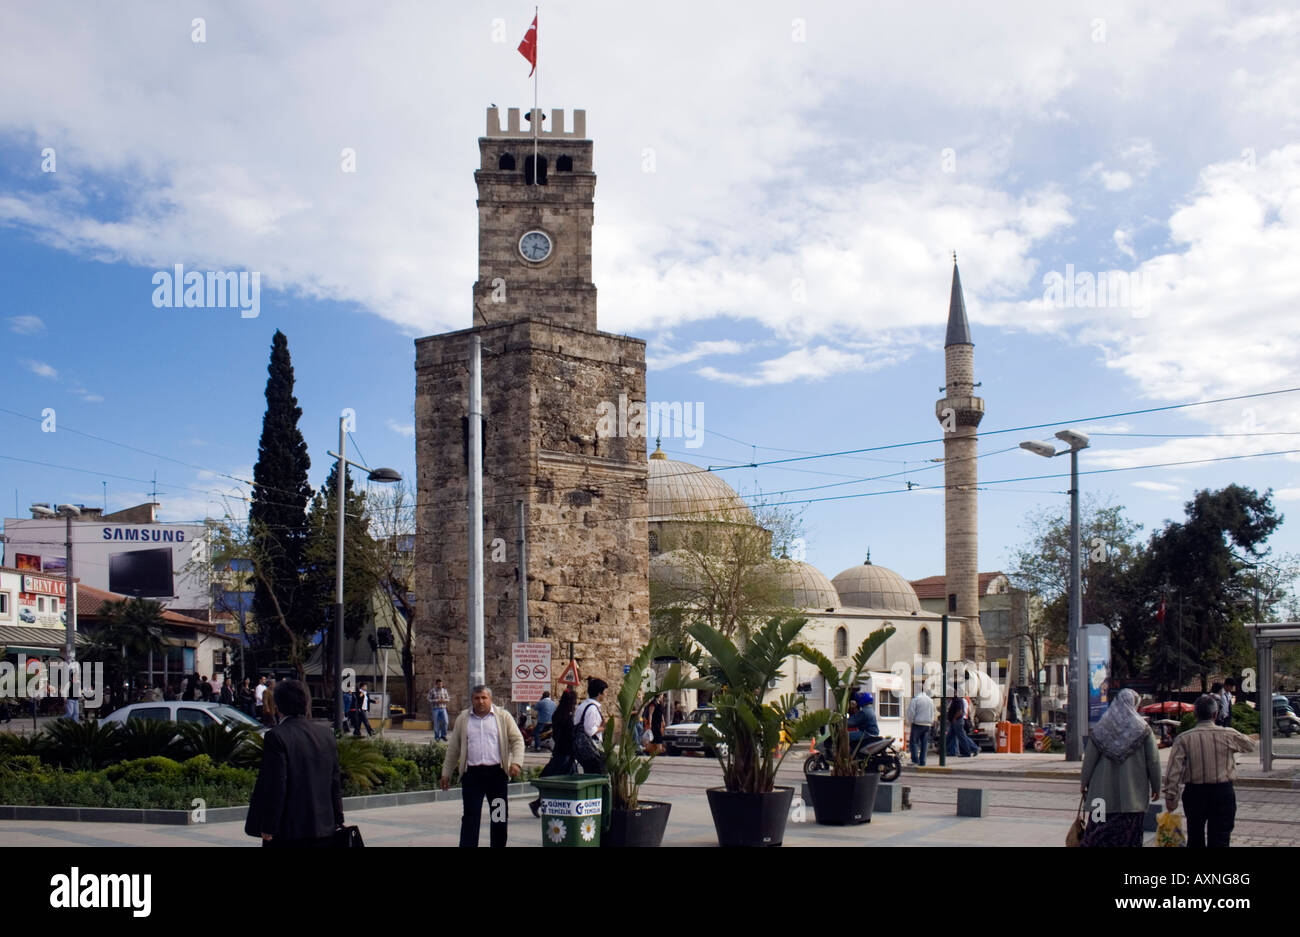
xmin=532 ymin=6 xmax=539 ymax=185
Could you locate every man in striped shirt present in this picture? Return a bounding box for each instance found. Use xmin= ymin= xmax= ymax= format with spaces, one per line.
xmin=1162 ymin=695 xmax=1258 ymax=847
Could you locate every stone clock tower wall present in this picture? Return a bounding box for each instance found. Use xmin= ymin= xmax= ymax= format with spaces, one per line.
xmin=413 ymin=107 xmax=649 ymax=712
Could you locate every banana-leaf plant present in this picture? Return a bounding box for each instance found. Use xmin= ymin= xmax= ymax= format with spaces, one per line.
xmin=688 ymin=615 xmax=832 ymax=794
xmin=602 ymin=639 xmax=706 ymax=811
xmin=795 ymin=626 xmax=895 ymax=777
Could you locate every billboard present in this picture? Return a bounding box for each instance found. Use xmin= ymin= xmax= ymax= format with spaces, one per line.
xmin=1084 ymin=624 xmax=1111 ymax=732
xmin=2 ymin=518 xmax=209 ymax=610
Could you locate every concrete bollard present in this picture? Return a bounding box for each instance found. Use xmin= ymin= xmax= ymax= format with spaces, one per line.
xmin=874 ymin=782 xmax=903 ymax=813
xmin=956 ymin=788 xmax=988 ymax=817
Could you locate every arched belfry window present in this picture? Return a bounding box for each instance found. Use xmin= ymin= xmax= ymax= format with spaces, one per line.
xmin=835 ymin=627 xmax=848 ymax=658
xmin=556 ymin=155 xmax=573 ymax=172
xmin=498 ymin=153 xmax=516 ymax=170
xmin=524 ymin=155 xmax=548 ymax=185
xmin=919 ymin=627 xmax=931 ymax=656
xmin=649 ymin=530 xmax=659 ymax=555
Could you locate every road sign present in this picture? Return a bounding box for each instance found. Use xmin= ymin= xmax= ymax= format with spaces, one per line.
xmin=558 ymin=658 xmax=581 ymax=687
xmin=511 ymin=642 xmax=552 ymax=703
xmin=623 ymin=664 xmax=631 ymax=675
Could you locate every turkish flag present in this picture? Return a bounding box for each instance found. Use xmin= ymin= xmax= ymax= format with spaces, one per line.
xmin=1156 ymin=594 xmax=1167 ymax=625
xmin=518 ymin=15 xmax=537 ymax=76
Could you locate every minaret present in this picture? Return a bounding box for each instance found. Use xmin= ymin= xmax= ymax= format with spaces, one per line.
xmin=935 ymin=256 xmax=986 ymax=659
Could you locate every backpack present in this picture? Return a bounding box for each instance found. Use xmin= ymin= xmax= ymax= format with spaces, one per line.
xmin=571 ymin=700 xmax=604 ymax=769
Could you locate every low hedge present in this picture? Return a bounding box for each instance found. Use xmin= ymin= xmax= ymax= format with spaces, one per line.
xmin=1177 ymin=703 xmax=1261 ymax=735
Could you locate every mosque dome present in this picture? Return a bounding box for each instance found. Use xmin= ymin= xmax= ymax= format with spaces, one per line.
xmin=649 ymin=549 xmax=701 ymax=593
xmin=831 ymin=557 xmax=922 ymax=612
xmin=647 ymin=444 xmax=754 ymax=525
xmin=771 ymin=559 xmax=840 ymax=610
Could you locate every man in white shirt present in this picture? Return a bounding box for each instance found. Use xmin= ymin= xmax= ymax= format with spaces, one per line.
xmin=254 ymin=677 xmax=267 ymax=720
xmin=441 ymin=685 xmax=525 ymax=847
xmin=906 ymin=688 xmax=937 ymax=766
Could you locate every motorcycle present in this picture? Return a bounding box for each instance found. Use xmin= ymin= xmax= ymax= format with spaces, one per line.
xmin=804 ymin=735 xmax=902 ymax=782
xmin=1275 ymin=704 xmax=1300 ymax=738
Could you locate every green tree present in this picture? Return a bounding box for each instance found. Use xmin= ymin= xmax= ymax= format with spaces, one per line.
xmin=248 ymin=331 xmax=316 ymax=664
xmin=81 ymin=598 xmax=167 ymax=700
xmin=1141 ymin=485 xmax=1282 ymax=693
xmin=650 ymin=499 xmax=804 ymax=646
xmin=1009 ymin=497 xmax=1148 ymax=684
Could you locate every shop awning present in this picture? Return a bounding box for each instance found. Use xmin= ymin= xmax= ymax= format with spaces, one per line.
xmin=0 ymin=626 xmax=90 ymax=656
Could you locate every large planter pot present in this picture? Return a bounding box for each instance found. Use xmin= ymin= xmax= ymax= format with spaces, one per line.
xmin=805 ymin=771 xmax=879 ymax=825
xmin=706 ymin=786 xmax=794 ymax=847
xmin=604 ymin=800 xmax=672 ymax=847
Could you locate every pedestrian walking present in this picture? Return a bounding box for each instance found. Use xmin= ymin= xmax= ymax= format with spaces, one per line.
xmin=1162 ymin=694 xmax=1258 ymax=847
xmin=1220 ymin=678 xmax=1237 ymax=727
xmin=946 ymin=695 xmax=978 ymax=757
xmin=262 ymin=680 xmax=279 ymax=726
xmin=1079 ymin=688 xmax=1161 ymax=846
xmin=533 ymin=690 xmax=556 ymax=752
xmin=245 ymin=679 xmax=344 ymax=847
xmin=220 ymin=677 xmax=234 ymax=706
xmin=238 ymin=678 xmax=254 ymax=717
xmin=441 ymin=685 xmax=525 ymax=848
xmin=906 ymin=686 xmax=936 ymax=766
xmin=529 ymin=689 xmax=577 ymax=817
xmin=253 ymin=676 xmax=267 ymax=720
xmin=427 ymin=678 xmax=450 ymax=741
xmin=354 ymin=683 xmax=375 ymax=737
xmin=573 ymin=678 xmax=608 ymax=774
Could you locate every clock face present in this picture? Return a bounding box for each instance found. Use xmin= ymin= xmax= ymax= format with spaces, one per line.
xmin=519 ymin=230 xmax=552 ymax=262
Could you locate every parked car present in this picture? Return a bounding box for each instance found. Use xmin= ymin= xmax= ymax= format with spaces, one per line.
xmin=663 ymin=707 xmax=724 ymax=757
xmin=100 ymin=701 xmax=266 ymax=734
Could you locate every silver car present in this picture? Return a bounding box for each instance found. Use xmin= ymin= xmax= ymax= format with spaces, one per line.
xmin=100 ymin=701 xmax=266 ymax=734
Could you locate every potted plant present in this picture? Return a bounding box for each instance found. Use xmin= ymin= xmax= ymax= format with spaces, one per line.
xmin=795 ymin=626 xmax=895 ymax=824
xmin=600 ymin=639 xmax=703 ymax=847
xmin=688 ymin=616 xmax=831 ymax=847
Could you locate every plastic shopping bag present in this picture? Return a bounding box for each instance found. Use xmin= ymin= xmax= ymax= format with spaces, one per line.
xmin=1154 ymin=810 xmax=1186 ymax=847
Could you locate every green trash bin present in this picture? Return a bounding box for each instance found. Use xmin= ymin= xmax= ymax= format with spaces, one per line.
xmin=531 ymin=774 xmax=610 ymax=847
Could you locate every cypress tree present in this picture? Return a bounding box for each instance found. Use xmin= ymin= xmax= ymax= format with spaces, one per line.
xmin=249 ymin=330 xmax=314 ymax=659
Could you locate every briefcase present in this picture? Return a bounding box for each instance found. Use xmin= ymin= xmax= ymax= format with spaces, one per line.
xmin=334 ymin=825 xmax=365 ymax=847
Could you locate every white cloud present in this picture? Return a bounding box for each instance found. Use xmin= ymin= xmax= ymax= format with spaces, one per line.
xmin=1276 ymin=487 xmax=1300 ymax=502
xmin=1131 ymin=480 xmax=1179 ymax=492
xmin=386 ymin=419 xmax=415 ymax=439
xmin=647 ymin=340 xmax=748 ymax=371
xmin=1100 ymin=170 xmax=1133 ymax=191
xmin=697 ymin=346 xmax=867 ymax=387
xmin=1113 ymin=228 xmax=1136 ymax=260
xmin=7 ymin=315 xmax=43 ymax=334
xmin=24 ymin=359 xmax=57 ymax=379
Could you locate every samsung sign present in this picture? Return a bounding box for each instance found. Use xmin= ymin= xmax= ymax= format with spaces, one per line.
xmin=102 ymin=527 xmax=187 ymax=543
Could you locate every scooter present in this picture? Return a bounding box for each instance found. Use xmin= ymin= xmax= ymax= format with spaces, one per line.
xmin=804 ymin=735 xmax=902 ymax=782
xmin=1275 ymin=705 xmax=1300 ymax=737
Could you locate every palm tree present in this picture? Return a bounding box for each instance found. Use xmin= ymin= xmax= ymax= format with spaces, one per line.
xmin=83 ymin=598 xmax=167 ymax=702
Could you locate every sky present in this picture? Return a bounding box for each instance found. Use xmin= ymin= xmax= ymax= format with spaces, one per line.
xmin=2 ymin=1 xmax=1300 ymax=586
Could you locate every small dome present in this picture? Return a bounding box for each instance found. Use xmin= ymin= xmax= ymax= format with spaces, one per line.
xmin=648 ymin=456 xmax=753 ymax=524
xmin=832 ymin=559 xmax=922 ymax=612
xmin=771 ymin=560 xmax=839 ymax=610
xmin=650 ymin=549 xmax=701 ymax=593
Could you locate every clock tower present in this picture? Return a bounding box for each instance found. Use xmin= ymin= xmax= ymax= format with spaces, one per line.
xmin=473 ymin=107 xmax=597 ymax=330
xmin=413 ymin=107 xmax=649 ymax=712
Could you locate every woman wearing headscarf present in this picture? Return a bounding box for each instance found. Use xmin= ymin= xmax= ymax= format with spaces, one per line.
xmin=1080 ymin=688 xmax=1161 ymax=846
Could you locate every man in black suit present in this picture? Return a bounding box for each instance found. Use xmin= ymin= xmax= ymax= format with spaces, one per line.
xmin=245 ymin=679 xmax=344 ymax=847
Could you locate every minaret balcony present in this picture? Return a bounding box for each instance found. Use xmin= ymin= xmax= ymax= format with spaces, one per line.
xmin=935 ymin=396 xmax=985 ymax=427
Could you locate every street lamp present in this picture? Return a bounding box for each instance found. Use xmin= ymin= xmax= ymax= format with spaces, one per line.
xmin=1019 ymin=429 xmax=1090 ymax=761
xmin=30 ymin=502 xmax=81 ymax=718
xmin=328 ymin=419 xmax=402 ymax=733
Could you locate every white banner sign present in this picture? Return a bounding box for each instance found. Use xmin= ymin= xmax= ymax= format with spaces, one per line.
xmin=511 ymin=641 xmax=552 ymax=702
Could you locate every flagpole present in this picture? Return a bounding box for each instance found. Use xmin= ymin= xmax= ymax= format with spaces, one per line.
xmin=532 ymin=6 xmax=539 ymax=186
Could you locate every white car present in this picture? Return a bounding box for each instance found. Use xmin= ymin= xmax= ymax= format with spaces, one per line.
xmin=100 ymin=701 xmax=265 ymax=734
xmin=664 ymin=707 xmax=725 ymax=757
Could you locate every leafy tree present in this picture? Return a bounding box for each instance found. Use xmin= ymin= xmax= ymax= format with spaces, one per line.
xmin=1141 ymin=485 xmax=1282 ymax=692
xmin=248 ymin=330 xmax=316 ymax=664
xmin=1009 ymin=497 xmax=1148 ymax=684
xmin=650 ymin=499 xmax=805 ymax=646
xmin=81 ymin=597 xmax=167 ymax=701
